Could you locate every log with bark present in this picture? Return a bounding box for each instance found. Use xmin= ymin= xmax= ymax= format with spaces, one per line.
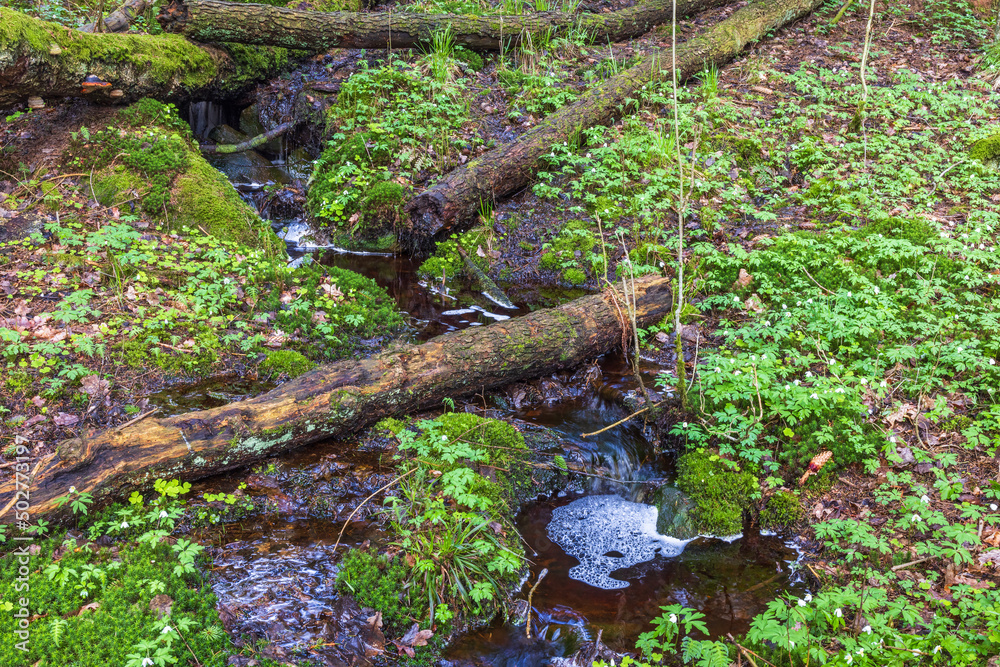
xmin=0 ymin=277 xmax=671 ymax=522
xmin=80 ymin=0 xmax=151 ymax=33
xmin=158 ymin=0 xmax=728 ymax=52
xmin=0 ymin=8 xmax=290 ymax=107
xmin=405 ymin=0 xmax=826 ymax=244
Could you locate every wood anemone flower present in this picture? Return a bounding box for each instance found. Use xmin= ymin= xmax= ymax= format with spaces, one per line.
xmin=798 ymin=450 xmax=833 ymax=486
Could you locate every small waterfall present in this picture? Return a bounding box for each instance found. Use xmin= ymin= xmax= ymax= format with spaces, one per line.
xmin=188 ymin=101 xmax=225 ymax=139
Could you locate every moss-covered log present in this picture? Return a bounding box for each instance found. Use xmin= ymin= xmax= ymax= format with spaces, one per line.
xmin=157 ymin=0 xmax=727 ymax=51
xmin=0 ymin=7 xmax=289 ymax=107
xmin=0 ymin=277 xmax=671 ymax=521
xmin=406 ymin=0 xmax=827 ymax=243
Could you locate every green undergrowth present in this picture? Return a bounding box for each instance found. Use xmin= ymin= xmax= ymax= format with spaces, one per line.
xmin=64 ymin=99 xmax=281 ymax=253
xmin=0 ymin=480 xmax=281 ymax=667
xmin=0 ymin=220 xmax=403 ymax=404
xmin=416 ymin=228 xmax=492 ymax=282
xmin=308 ymin=56 xmax=481 ymax=249
xmin=337 ymin=414 xmax=528 ymax=637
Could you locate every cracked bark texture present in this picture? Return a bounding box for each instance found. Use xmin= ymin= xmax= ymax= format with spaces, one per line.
xmin=157 ymin=0 xmax=728 ymax=51
xmin=0 ymin=277 xmax=671 ymax=521
xmin=405 ymin=0 xmax=827 ymax=244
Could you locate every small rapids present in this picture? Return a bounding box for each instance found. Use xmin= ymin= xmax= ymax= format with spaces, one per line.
xmin=184 ymin=102 xmax=807 ymax=666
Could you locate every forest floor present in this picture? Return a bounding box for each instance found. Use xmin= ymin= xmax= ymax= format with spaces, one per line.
xmin=3 ymin=0 xmax=1000 ymax=665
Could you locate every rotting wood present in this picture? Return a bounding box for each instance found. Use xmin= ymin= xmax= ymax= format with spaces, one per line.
xmin=158 ymin=0 xmax=728 ymax=52
xmin=0 ymin=277 xmax=672 ymax=522
xmin=200 ymin=120 xmax=297 ymax=154
xmin=0 ymin=7 xmax=290 ymax=107
xmin=405 ymin=0 xmax=827 ymax=244
xmin=80 ymin=0 xmax=151 ymax=33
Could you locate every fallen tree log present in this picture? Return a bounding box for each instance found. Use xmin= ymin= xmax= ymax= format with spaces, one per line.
xmin=405 ymin=0 xmax=826 ymax=243
xmin=200 ymin=120 xmax=297 ymax=153
xmin=1 ymin=277 xmax=672 ymax=522
xmin=158 ymin=0 xmax=728 ymax=52
xmin=0 ymin=8 xmax=291 ymax=107
xmin=80 ymin=0 xmax=151 ymax=33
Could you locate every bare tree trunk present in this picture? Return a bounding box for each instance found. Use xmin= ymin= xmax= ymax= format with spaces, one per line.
xmin=405 ymin=0 xmax=826 ymax=244
xmin=1 ymin=277 xmax=672 ymax=522
xmin=157 ymin=0 xmax=728 ymax=51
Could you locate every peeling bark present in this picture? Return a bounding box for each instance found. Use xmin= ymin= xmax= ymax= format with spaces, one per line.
xmin=157 ymin=0 xmax=728 ymax=52
xmin=405 ymin=0 xmax=827 ymax=243
xmin=0 ymin=277 xmax=672 ymax=521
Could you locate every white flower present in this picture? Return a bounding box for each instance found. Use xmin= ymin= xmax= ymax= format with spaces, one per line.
xmin=845 ymin=655 xmax=853 ymax=665
xmin=162 ymin=625 xmax=172 ymax=635
xmin=734 ymin=296 xmax=741 ymax=302
xmin=991 ymin=504 xmax=998 ymax=511
xmin=789 ymin=640 xmax=795 ymax=648
xmin=880 ymin=380 xmax=888 ymax=388
xmin=715 ymin=367 xmax=721 ymax=373
xmin=682 ymin=422 xmax=689 ymax=428
xmin=862 ymin=625 xmax=871 ymax=634
xmin=668 ymin=613 xmax=678 ymax=623
xmin=69 ymin=486 xmax=77 ymax=494
xmin=811 ymin=393 xmax=819 ymax=399
xmin=804 ymin=594 xmax=812 ymax=602
xmin=805 ymin=371 xmax=813 ymax=377
xmin=121 ymin=521 xmax=129 ymax=529
xmin=794 ymin=380 xmax=800 ymax=385
xmin=958 ymin=347 xmax=964 ymax=352
xmin=734 ymin=370 xmax=741 ymax=375
xmin=765 ymin=321 xmax=771 ymax=326
xmin=441 ymin=436 xmax=448 ymax=442
xmin=857 ymin=649 xmax=864 ymax=655
xmin=751 ymin=355 xmax=757 ymax=361
xmin=834 ymin=608 xmax=843 ymax=617
xmin=782 ymin=304 xmax=787 ymax=310
xmin=990 ymin=359 xmax=996 ymax=366
xmin=798 ymin=599 xmax=806 ymax=607
xmin=797 ymin=301 xmax=802 ymax=306
xmin=807 ymin=298 xmax=813 ymax=304
xmin=860 ymin=378 xmax=868 ymax=385
xmin=912 ymin=514 xmax=922 ymax=523
xmin=873 ymin=286 xmax=880 ymax=294
xmin=142 ymin=659 xmax=154 ymax=667
xmin=159 ymin=510 xmax=169 ymax=519
xmin=920 ymin=495 xmax=930 ymax=504
xmin=933 ymin=646 xmax=941 ymax=654
xmin=785 ymin=385 xmax=791 ymax=391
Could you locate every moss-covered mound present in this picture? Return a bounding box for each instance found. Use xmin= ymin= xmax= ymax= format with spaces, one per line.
xmin=261 ymin=349 xmax=317 ymax=378
xmin=676 ymin=448 xmax=758 ymax=536
xmin=66 ymin=99 xmax=282 ymax=253
xmin=417 ymin=228 xmax=492 ymax=281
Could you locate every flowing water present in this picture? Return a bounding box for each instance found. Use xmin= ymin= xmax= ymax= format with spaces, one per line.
xmin=185 ymin=110 xmax=807 ymax=665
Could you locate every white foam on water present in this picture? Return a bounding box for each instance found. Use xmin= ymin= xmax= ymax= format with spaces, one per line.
xmin=546 ymin=495 xmax=692 ymax=590
xmin=470 ymin=305 xmax=511 ymax=321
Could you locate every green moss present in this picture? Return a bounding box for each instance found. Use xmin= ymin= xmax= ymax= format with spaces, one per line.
xmin=729 ymin=136 xmax=763 ymax=167
xmin=760 ymin=490 xmax=803 ymax=531
xmin=4 ymin=370 xmax=31 ymax=393
xmin=173 ymin=157 xmax=282 ymax=253
xmin=676 ymin=449 xmax=758 ymax=536
xmin=335 ymin=550 xmax=422 ymax=636
xmin=562 ymin=267 xmax=586 ymax=285
xmin=121 ymin=330 xmax=219 ymax=376
xmin=375 ymin=417 xmax=406 ymax=436
xmin=539 ymin=219 xmax=600 ymax=279
xmin=261 ymin=349 xmax=316 ymax=378
xmin=417 ymin=229 xmax=490 ymax=281
xmin=64 ymin=99 xmax=281 ymax=253
xmin=969 ymin=133 xmax=1000 ymax=162
xmin=437 ymin=413 xmax=532 ymax=513
xmin=455 ymin=46 xmax=484 ymax=71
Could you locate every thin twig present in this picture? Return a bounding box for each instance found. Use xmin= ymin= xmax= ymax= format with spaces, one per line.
xmin=891 ymin=555 xmax=934 ymax=572
xmin=581 ymin=404 xmax=655 ymax=438
xmin=801 ymin=266 xmax=834 ymax=295
xmin=332 ymin=468 xmax=418 ymax=552
xmin=114 ymin=408 xmax=158 ymax=433
xmin=525 ymin=568 xmax=548 ymax=639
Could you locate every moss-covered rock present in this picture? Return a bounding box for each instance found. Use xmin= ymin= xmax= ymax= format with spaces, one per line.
xmin=261 ymin=350 xmax=317 ymax=378
xmin=67 ymin=99 xmax=282 ymax=254
xmin=651 ymin=486 xmax=699 ymax=539
xmin=676 ymin=449 xmax=758 ymax=536
xmin=760 ymin=490 xmax=803 ymax=531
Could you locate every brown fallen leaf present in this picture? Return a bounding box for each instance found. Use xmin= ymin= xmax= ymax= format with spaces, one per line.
xmin=53 ymin=412 xmax=78 ymax=427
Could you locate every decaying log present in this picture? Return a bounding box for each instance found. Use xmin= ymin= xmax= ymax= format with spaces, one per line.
xmin=0 ymin=277 xmax=672 ymax=521
xmin=80 ymin=0 xmax=151 ymax=33
xmin=0 ymin=8 xmax=289 ymax=107
xmin=405 ymin=0 xmax=826 ymax=243
xmin=158 ymin=0 xmax=728 ymax=52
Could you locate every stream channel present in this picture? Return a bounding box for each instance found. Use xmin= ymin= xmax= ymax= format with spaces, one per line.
xmin=170 ymin=102 xmax=808 ymax=667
